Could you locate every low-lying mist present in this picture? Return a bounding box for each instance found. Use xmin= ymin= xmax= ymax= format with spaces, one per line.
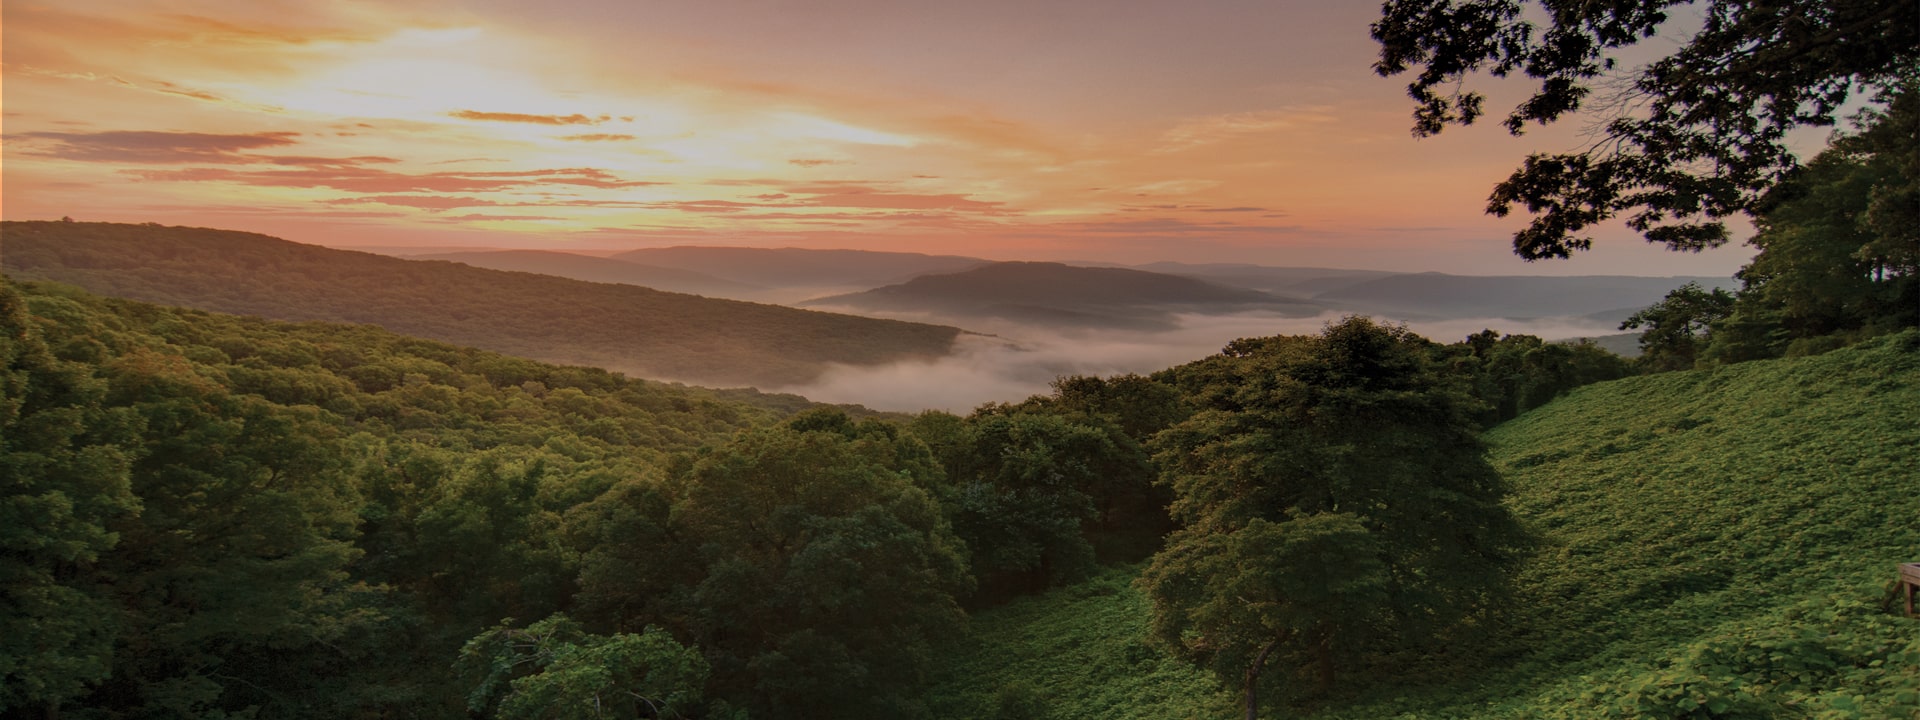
xmin=774 ymin=311 xmax=1629 ymax=412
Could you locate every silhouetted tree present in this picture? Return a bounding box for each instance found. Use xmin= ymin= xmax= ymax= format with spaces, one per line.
xmin=1373 ymin=0 xmax=1919 ymax=259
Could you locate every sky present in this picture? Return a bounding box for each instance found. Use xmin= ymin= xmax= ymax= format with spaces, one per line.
xmin=3 ymin=0 xmax=1770 ymax=275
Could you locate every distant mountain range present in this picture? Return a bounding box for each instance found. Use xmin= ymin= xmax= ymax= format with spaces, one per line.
xmin=803 ymin=261 xmax=1324 ymax=331
xmin=0 ymin=222 xmax=962 ymax=387
xmin=1130 ymin=262 xmax=1402 ymax=296
xmin=384 ymin=247 xmax=1723 ymax=331
xmin=612 ymin=246 xmax=988 ymax=301
xmin=412 ymin=250 xmax=761 ymax=298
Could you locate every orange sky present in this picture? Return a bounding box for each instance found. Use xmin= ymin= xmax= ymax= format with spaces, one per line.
xmin=3 ymin=0 xmax=1764 ymax=275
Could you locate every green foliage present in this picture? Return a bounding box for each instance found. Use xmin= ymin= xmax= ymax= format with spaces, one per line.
xmin=1143 ymin=317 xmax=1524 ymax=714
xmin=1622 ymin=282 xmax=1739 ymax=371
xmin=1330 ymin=329 xmax=1920 ymax=718
xmin=0 ymin=221 xmax=961 ymax=387
xmin=574 ymin=413 xmax=970 ymax=719
xmin=0 ymin=280 xmax=140 ymax=714
xmin=914 ymin=405 xmax=1153 ymax=601
xmin=460 ymin=614 xmax=716 ymax=720
xmin=925 ymin=568 xmax=1237 ymax=720
xmin=1139 ymin=513 xmax=1390 ymax=697
xmin=1707 ymin=83 xmax=1920 ymax=363
xmin=1447 ymin=330 xmax=1633 ymax=425
xmin=0 ymin=278 xmax=791 ymax=717
xmin=937 ymin=330 xmax=1920 ymax=719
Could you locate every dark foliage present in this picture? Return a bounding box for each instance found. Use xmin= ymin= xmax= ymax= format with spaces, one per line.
xmin=1373 ymin=0 xmax=1920 ymax=259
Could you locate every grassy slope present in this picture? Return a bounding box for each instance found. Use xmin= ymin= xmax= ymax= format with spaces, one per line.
xmin=1 ymin=221 xmax=962 ymax=388
xmin=925 ymin=569 xmax=1237 ymax=720
xmin=930 ymin=332 xmax=1920 ymax=718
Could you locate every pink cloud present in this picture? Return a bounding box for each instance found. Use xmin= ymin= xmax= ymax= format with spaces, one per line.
xmin=449 ymin=110 xmax=610 ymax=125
xmin=131 ymin=165 xmax=665 ymax=193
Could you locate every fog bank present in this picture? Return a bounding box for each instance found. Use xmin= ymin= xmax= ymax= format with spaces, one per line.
xmin=775 ymin=311 xmax=1626 ymax=413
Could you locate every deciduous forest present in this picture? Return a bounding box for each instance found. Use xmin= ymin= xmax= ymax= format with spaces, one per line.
xmin=4 ymin=1 xmax=1917 ymax=718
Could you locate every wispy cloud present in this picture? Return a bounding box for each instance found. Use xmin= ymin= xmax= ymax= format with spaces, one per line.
xmin=133 ymin=165 xmax=667 ymax=194
xmin=15 ymin=130 xmax=300 ymax=163
xmin=557 ymin=133 xmax=636 ymax=142
xmin=1156 ymin=107 xmax=1337 ymax=152
xmin=324 ymin=194 xmax=503 ymax=210
xmin=448 ymin=110 xmax=612 ymax=125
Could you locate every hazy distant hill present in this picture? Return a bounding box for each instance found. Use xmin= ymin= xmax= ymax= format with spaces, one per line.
xmin=412 ymin=249 xmax=762 ymax=298
xmin=1133 ymin=261 xmax=1400 ymax=296
xmin=613 ymin=246 xmax=988 ymax=297
xmin=804 ymin=261 xmax=1324 ymax=330
xmin=1 ymin=221 xmax=962 ymax=387
xmin=1311 ymin=272 xmax=1735 ymax=320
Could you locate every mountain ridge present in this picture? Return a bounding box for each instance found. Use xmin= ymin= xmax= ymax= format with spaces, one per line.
xmin=803 ymin=261 xmax=1324 ymax=331
xmin=0 ymin=221 xmax=964 ymax=387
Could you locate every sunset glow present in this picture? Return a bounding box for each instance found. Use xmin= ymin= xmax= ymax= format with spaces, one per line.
xmin=4 ymin=0 xmax=1758 ymax=274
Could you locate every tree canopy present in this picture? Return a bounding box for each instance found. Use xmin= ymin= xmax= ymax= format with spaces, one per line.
xmin=1141 ymin=317 xmax=1524 ymax=718
xmin=1372 ymin=0 xmax=1920 ymax=260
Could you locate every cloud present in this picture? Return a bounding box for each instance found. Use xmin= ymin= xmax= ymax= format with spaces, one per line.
xmin=1122 ymin=204 xmax=1274 ymax=214
xmin=431 ymin=213 xmax=567 ymax=222
xmin=788 ymin=158 xmax=844 ymax=167
xmin=15 ymin=130 xmax=299 ymax=163
xmin=795 ymin=189 xmax=1001 ymax=212
xmin=645 ymin=200 xmax=763 ymax=213
xmin=325 ymin=195 xmax=502 ymax=210
xmin=264 ymin=155 xmax=403 ymax=167
xmin=558 ymin=133 xmax=637 ymax=142
xmin=1156 ymin=107 xmax=1337 ymax=152
xmin=133 ymin=165 xmax=666 ymax=193
xmin=634 ymin=186 xmax=1005 ymax=216
xmin=1047 ymin=218 xmax=1302 ymax=235
xmin=158 ymin=13 xmax=361 ymax=46
xmin=449 ymin=110 xmax=610 ymax=125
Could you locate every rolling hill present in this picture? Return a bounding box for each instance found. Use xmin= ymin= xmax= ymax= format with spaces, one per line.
xmin=1132 ymin=261 xmax=1401 ymax=296
xmin=0 ymin=221 xmax=963 ymax=387
xmin=611 ymin=246 xmax=988 ymax=300
xmin=927 ymin=331 xmax=1920 ymax=718
xmin=411 ymin=249 xmax=763 ymax=298
xmin=803 ymin=261 xmax=1326 ymax=330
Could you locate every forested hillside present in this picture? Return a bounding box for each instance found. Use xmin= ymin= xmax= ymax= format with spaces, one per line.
xmin=0 ymin=221 xmax=964 ymax=387
xmin=0 ymin=278 xmax=1178 ymax=718
xmin=5 ymin=276 xmax=1633 ymax=719
xmin=928 ymin=332 xmax=1920 ymax=718
xmin=411 ymin=250 xmax=762 ymax=298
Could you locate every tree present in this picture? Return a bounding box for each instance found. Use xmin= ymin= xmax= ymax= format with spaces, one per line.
xmin=574 ymin=412 xmax=969 ymax=719
xmin=1141 ymin=514 xmax=1388 ymax=720
xmin=0 ymin=281 xmax=141 ymax=715
xmin=1142 ymin=317 xmax=1523 ymax=718
xmin=1708 ymin=83 xmax=1920 ymax=360
xmin=929 ymin=408 xmax=1134 ymax=599
xmin=1372 ymin=1 xmax=1920 ymax=260
xmin=1620 ymin=282 xmax=1738 ymax=371
xmin=459 ymin=614 xmax=715 ymax=720
xmin=1445 ymin=330 xmax=1632 ymax=424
